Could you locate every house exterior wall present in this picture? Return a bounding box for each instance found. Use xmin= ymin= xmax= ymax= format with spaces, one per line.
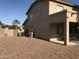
xmin=24 ymin=0 xmax=79 ymax=42
xmin=26 ymin=1 xmax=50 ymax=40
xmin=49 ymin=1 xmax=78 ymax=22
xmin=49 ymin=1 xmax=58 ymax=15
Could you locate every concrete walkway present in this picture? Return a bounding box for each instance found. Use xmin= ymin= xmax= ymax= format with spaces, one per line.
xmin=51 ymin=39 xmax=79 ymax=45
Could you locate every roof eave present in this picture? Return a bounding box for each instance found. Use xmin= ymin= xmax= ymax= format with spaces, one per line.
xmin=23 ymin=18 xmax=28 ymax=25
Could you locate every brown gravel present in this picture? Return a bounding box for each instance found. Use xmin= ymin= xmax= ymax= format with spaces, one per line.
xmin=0 ymin=37 xmax=79 ymax=59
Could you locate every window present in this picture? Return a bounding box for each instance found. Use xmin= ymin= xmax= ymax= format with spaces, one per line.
xmin=57 ymin=4 xmax=63 ymax=12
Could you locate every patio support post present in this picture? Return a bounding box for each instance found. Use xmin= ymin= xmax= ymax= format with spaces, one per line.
xmin=64 ymin=19 xmax=69 ymax=45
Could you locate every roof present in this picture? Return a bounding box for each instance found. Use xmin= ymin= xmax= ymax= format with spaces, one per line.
xmin=23 ymin=18 xmax=28 ymax=25
xmin=0 ymin=21 xmax=6 ymax=28
xmin=0 ymin=21 xmax=13 ymax=28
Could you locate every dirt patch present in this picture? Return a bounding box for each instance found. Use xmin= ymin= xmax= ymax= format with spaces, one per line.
xmin=0 ymin=37 xmax=79 ymax=59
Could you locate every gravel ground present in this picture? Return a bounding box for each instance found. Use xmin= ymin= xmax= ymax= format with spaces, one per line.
xmin=0 ymin=37 xmax=79 ymax=59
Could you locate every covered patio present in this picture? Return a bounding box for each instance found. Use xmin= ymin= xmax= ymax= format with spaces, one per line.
xmin=50 ymin=22 xmax=79 ymax=45
xmin=49 ymin=10 xmax=79 ymax=45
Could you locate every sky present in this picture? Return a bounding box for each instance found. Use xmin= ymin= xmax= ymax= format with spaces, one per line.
xmin=66 ymin=0 xmax=79 ymax=5
xmin=0 ymin=0 xmax=34 ymax=25
xmin=0 ymin=0 xmax=79 ymax=25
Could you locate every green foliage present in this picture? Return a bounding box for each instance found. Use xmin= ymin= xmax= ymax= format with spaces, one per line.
xmin=12 ymin=19 xmax=20 ymax=25
xmin=12 ymin=19 xmax=21 ymax=30
xmin=10 ymin=25 xmax=20 ymax=29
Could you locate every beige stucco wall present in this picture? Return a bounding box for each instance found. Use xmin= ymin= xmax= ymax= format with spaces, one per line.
xmin=49 ymin=1 xmax=58 ymax=15
xmin=0 ymin=27 xmax=14 ymax=38
xmin=49 ymin=1 xmax=78 ymax=22
xmin=0 ymin=25 xmax=3 ymax=38
xmin=3 ymin=28 xmax=14 ymax=37
xmin=0 ymin=26 xmax=21 ymax=38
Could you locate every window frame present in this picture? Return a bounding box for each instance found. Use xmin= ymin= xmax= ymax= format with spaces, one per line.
xmin=57 ymin=4 xmax=64 ymax=12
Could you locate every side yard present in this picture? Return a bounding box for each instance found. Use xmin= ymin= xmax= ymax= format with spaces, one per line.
xmin=0 ymin=37 xmax=79 ymax=59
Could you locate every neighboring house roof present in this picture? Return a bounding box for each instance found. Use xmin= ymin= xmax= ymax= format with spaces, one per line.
xmin=0 ymin=21 xmax=13 ymax=28
xmin=23 ymin=0 xmax=79 ymax=25
xmin=0 ymin=21 xmax=6 ymax=28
